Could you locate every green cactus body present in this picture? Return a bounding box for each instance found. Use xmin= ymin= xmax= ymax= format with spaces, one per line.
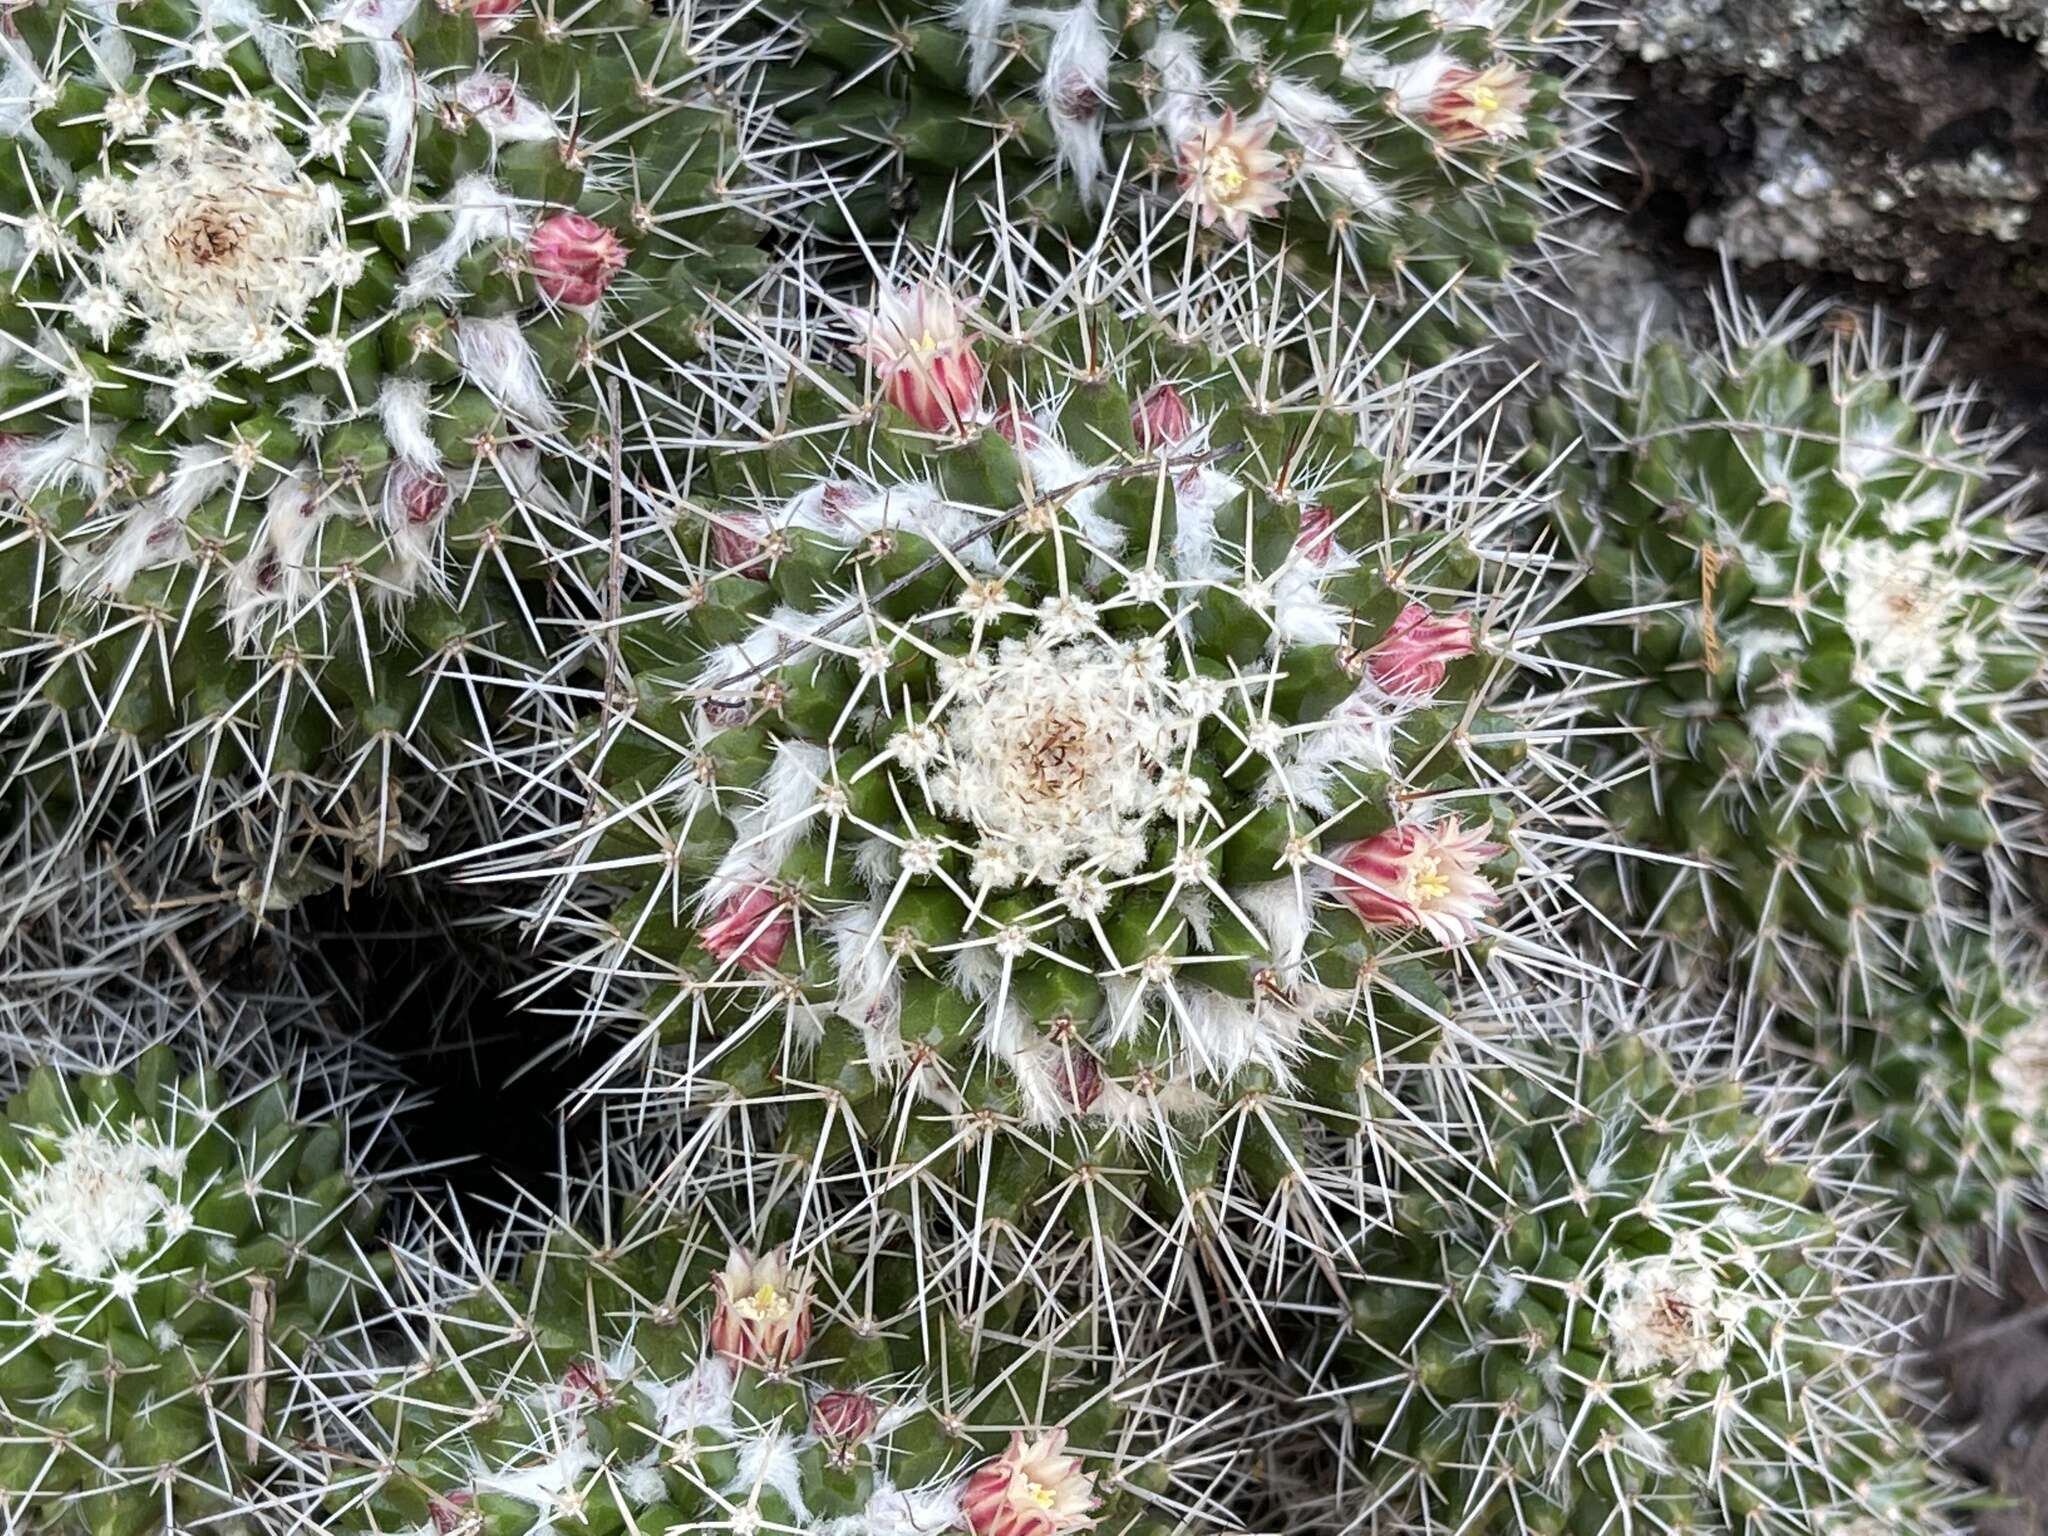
xmin=1533 ymin=309 xmax=2048 ymax=1263
xmin=759 ymin=0 xmax=1579 ymax=362
xmin=1539 ymin=317 xmax=2043 ymax=1002
xmin=0 ymin=0 xmax=771 ymax=894
xmin=321 ymin=1212 xmax=1193 ymax=1536
xmin=1327 ymin=1033 xmax=1961 ymax=1535
xmin=0 ymin=1048 xmax=384 ymax=1535
xmin=514 ymin=256 xmax=1571 ymax=1329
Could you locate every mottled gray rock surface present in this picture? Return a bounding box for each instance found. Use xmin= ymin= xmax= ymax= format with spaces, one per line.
xmin=1610 ymin=0 xmax=2048 ymax=419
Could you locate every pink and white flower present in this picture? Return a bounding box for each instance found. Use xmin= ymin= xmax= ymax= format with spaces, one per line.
xmin=529 ymin=212 xmax=626 ymax=306
xmin=1365 ymin=603 xmax=1474 ymax=698
xmin=961 ymin=1428 xmax=1099 ymax=1536
xmin=698 ymin=884 xmax=792 ymax=972
xmin=1331 ymin=818 xmax=1502 ymax=945
xmin=1421 ymin=61 xmax=1532 ymax=143
xmin=853 ymin=284 xmax=985 ymax=434
xmin=709 ymin=1245 xmax=812 ymax=1369
xmin=1177 ymin=111 xmax=1289 ymax=238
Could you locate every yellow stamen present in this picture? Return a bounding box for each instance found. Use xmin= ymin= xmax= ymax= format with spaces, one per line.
xmin=1024 ymin=1481 xmax=1059 ymax=1510
xmin=1411 ymin=856 xmax=1450 ymax=904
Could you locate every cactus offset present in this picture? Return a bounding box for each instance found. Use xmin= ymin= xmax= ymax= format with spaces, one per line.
xmin=0 ymin=0 xmax=777 ymax=905
xmin=313 ymin=1199 xmax=1214 ymax=1536
xmin=0 ymin=1046 xmax=387 ymax=1536
xmin=1309 ymin=1026 xmax=1963 ymax=1535
xmin=760 ymin=0 xmax=1588 ymax=362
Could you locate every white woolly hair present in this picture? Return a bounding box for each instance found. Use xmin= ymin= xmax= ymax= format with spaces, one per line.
xmin=224 ymin=474 xmax=324 ymax=649
xmin=950 ymin=0 xmax=1015 ymax=97
xmin=1036 ymin=4 xmax=1111 ymax=197
xmin=377 ymin=377 xmax=442 ymax=472
xmin=1143 ymin=27 xmax=1212 ymax=146
xmin=398 ymin=175 xmax=533 ymax=307
xmin=1020 ymin=432 xmax=1128 ymax=557
xmin=1172 ymin=466 xmax=1242 ymax=582
xmin=19 ymin=424 xmax=113 ymax=500
xmin=826 ymin=904 xmax=906 ymax=1077
xmin=724 ymin=738 xmax=829 ymax=881
xmin=456 ymin=314 xmax=562 ymax=434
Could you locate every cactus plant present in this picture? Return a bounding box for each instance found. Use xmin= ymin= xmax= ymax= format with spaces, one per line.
xmin=312 ymin=1196 xmax=1218 ymax=1536
xmin=758 ymin=0 xmax=1587 ymax=362
xmin=0 ymin=1042 xmax=388 ymax=1536
xmin=476 ymin=234 xmax=1584 ymax=1354
xmin=1309 ymin=1024 xmax=1964 ymax=1535
xmin=0 ymin=0 xmax=778 ymax=907
xmin=1534 ymin=298 xmax=2046 ymax=1011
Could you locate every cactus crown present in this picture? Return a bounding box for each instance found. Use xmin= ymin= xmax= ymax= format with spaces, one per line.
xmin=0 ymin=0 xmax=776 ymax=904
xmin=316 ymin=1198 xmax=1211 ymax=1536
xmin=0 ymin=1043 xmax=386 ymax=1534
xmin=1320 ymin=1022 xmax=1963 ymax=1536
xmin=477 ymin=235 xmax=1582 ymax=1341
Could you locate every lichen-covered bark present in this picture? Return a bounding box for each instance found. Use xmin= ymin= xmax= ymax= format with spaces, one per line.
xmin=1611 ymin=0 xmax=2048 ymax=417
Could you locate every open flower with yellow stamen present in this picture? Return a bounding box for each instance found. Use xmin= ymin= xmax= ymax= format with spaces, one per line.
xmin=1176 ymin=110 xmax=1289 ymax=238
xmin=709 ymin=1244 xmax=813 ymax=1368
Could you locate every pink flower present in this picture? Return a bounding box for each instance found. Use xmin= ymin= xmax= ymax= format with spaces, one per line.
xmin=709 ymin=1245 xmax=812 ymax=1369
xmin=812 ymin=1389 xmax=880 ymax=1445
xmin=1177 ymin=111 xmax=1288 ymax=238
xmin=469 ymin=0 xmax=518 ymax=19
xmin=1332 ymin=818 xmax=1502 ymax=945
xmin=1422 ymin=61 xmax=1532 ymax=143
xmin=853 ymin=284 xmax=984 ymax=434
xmin=1297 ymin=503 xmax=1335 ymax=564
xmin=1365 ymin=603 xmax=1473 ymax=698
xmin=1131 ymin=384 xmax=1191 ymax=451
xmin=698 ymin=884 xmax=792 ymax=973
xmin=962 ymin=1429 xmax=1099 ymax=1536
xmin=529 ymin=212 xmax=627 ymax=306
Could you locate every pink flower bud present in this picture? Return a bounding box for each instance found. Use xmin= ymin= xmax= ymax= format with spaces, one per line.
xmin=698 ymin=884 xmax=792 ymax=973
xmin=989 ymin=404 xmax=1043 ymax=449
xmin=1132 ymin=384 xmax=1191 ymax=452
xmin=1050 ymin=1046 xmax=1103 ymax=1114
xmin=853 ymin=284 xmax=984 ymax=435
xmin=529 ymin=212 xmax=626 ymax=307
xmin=390 ymin=464 xmax=450 ymax=526
xmin=710 ymin=513 xmax=768 ymax=578
xmin=1332 ymin=818 xmax=1502 ymax=946
xmin=709 ymin=1245 xmax=812 ymax=1369
xmin=1365 ymin=603 xmax=1473 ymax=698
xmin=812 ymin=1389 xmax=880 ymax=1445
xmin=962 ymin=1430 xmax=1099 ymax=1536
xmin=469 ymin=0 xmax=519 ymax=19
xmin=559 ymin=1358 xmax=608 ymax=1407
xmin=428 ymin=1492 xmax=473 ymax=1534
xmin=1296 ymin=503 xmax=1335 ymax=564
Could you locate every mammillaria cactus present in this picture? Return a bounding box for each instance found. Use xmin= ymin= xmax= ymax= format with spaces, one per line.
xmin=0 ymin=0 xmax=777 ymax=905
xmin=484 ymin=235 xmax=1583 ymax=1350
xmin=1308 ymin=1024 xmax=1963 ymax=1535
xmin=758 ymin=0 xmax=1585 ymax=360
xmin=313 ymin=1201 xmax=1213 ymax=1536
xmin=1534 ymin=298 xmax=2046 ymax=1010
xmin=0 ymin=1043 xmax=387 ymax=1536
